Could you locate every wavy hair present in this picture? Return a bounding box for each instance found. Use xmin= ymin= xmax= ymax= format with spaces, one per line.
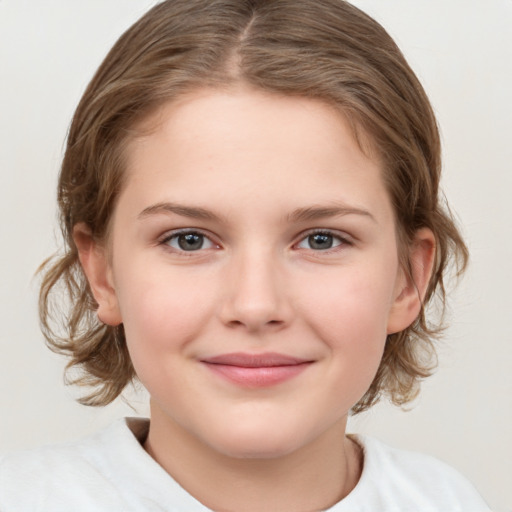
xmin=39 ymin=0 xmax=468 ymax=411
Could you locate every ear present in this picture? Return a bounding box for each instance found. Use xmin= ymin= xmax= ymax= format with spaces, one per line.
xmin=387 ymin=228 xmax=436 ymax=334
xmin=73 ymin=223 xmax=122 ymax=326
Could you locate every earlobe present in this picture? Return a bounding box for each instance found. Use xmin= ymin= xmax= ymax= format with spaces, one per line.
xmin=387 ymin=228 xmax=436 ymax=334
xmin=73 ymin=223 xmax=122 ymax=326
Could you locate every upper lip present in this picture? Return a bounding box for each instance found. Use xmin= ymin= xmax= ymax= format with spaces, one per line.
xmin=201 ymin=352 xmax=312 ymax=368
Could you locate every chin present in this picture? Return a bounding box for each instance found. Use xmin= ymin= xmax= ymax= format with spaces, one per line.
xmin=216 ymin=440 xmax=299 ymax=460
xmin=204 ymin=421 xmax=312 ymax=460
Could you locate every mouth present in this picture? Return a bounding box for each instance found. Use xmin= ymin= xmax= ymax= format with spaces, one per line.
xmin=200 ymin=352 xmax=314 ymax=388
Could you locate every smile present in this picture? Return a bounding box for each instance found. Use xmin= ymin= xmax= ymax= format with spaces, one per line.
xmin=200 ymin=352 xmax=313 ymax=388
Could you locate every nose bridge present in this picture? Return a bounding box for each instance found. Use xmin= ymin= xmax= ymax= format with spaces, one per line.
xmin=220 ymin=243 xmax=290 ymax=330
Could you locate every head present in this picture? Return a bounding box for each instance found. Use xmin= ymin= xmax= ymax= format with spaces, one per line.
xmin=40 ymin=0 xmax=467 ymax=416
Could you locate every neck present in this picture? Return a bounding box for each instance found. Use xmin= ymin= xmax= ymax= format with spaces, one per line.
xmin=144 ymin=404 xmax=362 ymax=512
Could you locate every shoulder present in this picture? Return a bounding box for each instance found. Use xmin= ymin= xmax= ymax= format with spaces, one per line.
xmin=0 ymin=417 xmax=210 ymax=512
xmin=0 ymin=418 xmax=151 ymax=512
xmin=333 ymin=435 xmax=491 ymax=512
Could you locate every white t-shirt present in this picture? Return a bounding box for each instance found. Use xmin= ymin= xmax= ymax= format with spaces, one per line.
xmin=0 ymin=417 xmax=490 ymax=511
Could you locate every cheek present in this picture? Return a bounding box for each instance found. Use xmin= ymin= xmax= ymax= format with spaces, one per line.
xmin=113 ymin=263 xmax=217 ymax=367
xmin=298 ymin=261 xmax=397 ymax=383
xmin=303 ymin=264 xmax=394 ymax=335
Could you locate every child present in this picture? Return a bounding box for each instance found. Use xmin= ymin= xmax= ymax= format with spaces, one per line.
xmin=0 ymin=0 xmax=491 ymax=510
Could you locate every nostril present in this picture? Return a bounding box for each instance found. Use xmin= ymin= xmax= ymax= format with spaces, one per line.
xmin=227 ymin=320 xmax=244 ymax=327
xmin=226 ymin=318 xmax=284 ymax=330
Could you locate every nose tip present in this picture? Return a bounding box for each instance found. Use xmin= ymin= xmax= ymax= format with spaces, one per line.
xmin=225 ymin=310 xmax=286 ymax=332
xmin=218 ymin=254 xmax=292 ymax=332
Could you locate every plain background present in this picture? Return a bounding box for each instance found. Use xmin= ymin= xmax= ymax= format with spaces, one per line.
xmin=0 ymin=1 xmax=510 ymax=510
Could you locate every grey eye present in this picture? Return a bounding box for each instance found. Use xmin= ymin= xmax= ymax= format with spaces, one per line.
xmin=166 ymin=232 xmax=214 ymax=251
xmin=308 ymin=233 xmax=333 ymax=250
xmin=297 ymin=232 xmax=343 ymax=251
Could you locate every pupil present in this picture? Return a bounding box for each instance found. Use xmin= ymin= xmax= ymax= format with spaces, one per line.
xmin=178 ymin=233 xmax=203 ymax=251
xmin=309 ymin=233 xmax=333 ymax=250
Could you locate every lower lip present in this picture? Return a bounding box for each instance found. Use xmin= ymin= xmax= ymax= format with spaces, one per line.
xmin=203 ymin=362 xmax=311 ymax=388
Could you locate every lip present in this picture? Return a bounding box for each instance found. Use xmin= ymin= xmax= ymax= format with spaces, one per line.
xmin=200 ymin=352 xmax=313 ymax=388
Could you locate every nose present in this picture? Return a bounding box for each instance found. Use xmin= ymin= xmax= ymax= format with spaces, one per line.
xmin=218 ymin=248 xmax=292 ymax=332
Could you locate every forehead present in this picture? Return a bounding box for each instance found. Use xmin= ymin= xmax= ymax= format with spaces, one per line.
xmin=131 ymin=87 xmax=380 ymax=163
xmin=120 ymin=87 xmax=392 ymax=224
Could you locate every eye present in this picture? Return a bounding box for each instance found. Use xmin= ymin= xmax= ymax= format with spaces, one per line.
xmin=296 ymin=231 xmax=348 ymax=251
xmin=162 ymin=231 xmax=216 ymax=252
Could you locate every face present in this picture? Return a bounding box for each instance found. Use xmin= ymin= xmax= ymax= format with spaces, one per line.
xmin=94 ymin=88 xmax=416 ymax=458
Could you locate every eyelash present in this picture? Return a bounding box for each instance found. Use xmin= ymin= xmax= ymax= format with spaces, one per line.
xmin=159 ymin=229 xmax=218 ymax=253
xmin=158 ymin=228 xmax=352 ymax=254
xmin=295 ymin=229 xmax=353 ymax=253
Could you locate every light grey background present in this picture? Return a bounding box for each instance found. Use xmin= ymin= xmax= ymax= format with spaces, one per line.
xmin=0 ymin=1 xmax=510 ymax=510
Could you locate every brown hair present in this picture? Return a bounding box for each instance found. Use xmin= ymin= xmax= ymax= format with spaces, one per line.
xmin=39 ymin=0 xmax=468 ymax=411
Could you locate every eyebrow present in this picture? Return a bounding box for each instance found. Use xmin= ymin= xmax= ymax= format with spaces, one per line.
xmin=138 ymin=201 xmax=376 ymax=224
xmin=138 ymin=202 xmax=222 ymax=222
xmin=287 ymin=204 xmax=377 ymax=223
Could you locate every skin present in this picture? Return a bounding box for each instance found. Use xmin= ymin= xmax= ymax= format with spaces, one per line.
xmin=75 ymin=87 xmax=434 ymax=511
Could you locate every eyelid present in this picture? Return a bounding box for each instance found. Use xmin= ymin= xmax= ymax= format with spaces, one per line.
xmin=293 ymin=228 xmax=354 ymax=250
xmin=156 ymin=227 xmax=353 ymax=253
xmin=158 ymin=228 xmax=221 ymax=250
